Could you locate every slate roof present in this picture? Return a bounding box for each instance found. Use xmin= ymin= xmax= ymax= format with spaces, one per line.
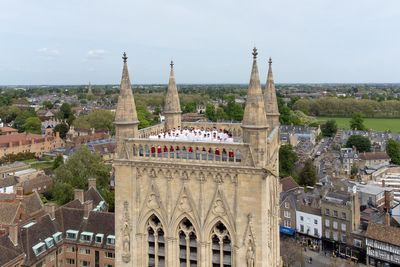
xmin=20 ymin=214 xmax=59 ymax=265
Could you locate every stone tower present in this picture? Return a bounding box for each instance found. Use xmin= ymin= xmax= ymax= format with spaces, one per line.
xmin=114 ymin=49 xmax=281 ymax=267
xmin=163 ymin=61 xmax=182 ymax=130
xmin=264 ymin=58 xmax=280 ymax=130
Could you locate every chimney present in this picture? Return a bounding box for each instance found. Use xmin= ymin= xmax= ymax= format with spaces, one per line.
xmin=74 ymin=189 xmax=84 ymax=204
xmin=44 ymin=203 xmax=56 ymax=220
xmin=88 ymin=178 xmax=97 ymax=189
xmin=15 ymin=187 xmax=24 ymax=200
xmin=382 ymin=180 xmax=386 ymax=188
xmin=9 ymin=224 xmax=18 ymax=246
xmin=84 ymin=200 xmax=93 ymax=219
xmin=384 ymin=190 xmax=392 ymax=226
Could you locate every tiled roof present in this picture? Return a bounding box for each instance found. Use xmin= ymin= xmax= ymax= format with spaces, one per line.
xmin=359 ymin=152 xmax=390 ymax=161
xmin=366 ymin=222 xmax=400 ymax=247
xmin=0 ymin=235 xmax=24 ymax=266
xmin=280 ymin=176 xmax=300 ymax=193
xmin=0 ymin=202 xmax=20 ymax=224
xmin=84 ymin=187 xmax=104 ymax=207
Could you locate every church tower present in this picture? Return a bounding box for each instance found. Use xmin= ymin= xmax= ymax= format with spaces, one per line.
xmin=163 ymin=61 xmax=182 ymax=130
xmin=114 ymin=49 xmax=281 ymax=267
xmin=264 ymin=58 xmax=280 ymax=130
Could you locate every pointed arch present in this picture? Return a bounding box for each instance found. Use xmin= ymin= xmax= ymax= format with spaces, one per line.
xmin=176 ymin=217 xmax=198 ymax=266
xmin=209 ymin=221 xmax=232 ymax=267
xmin=146 ymin=214 xmax=166 ymax=267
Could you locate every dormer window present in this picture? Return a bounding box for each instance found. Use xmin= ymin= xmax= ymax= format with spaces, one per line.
xmin=80 ymin=232 xmax=93 ymax=242
xmin=106 ymin=235 xmax=115 ymax=245
xmin=44 ymin=237 xmax=55 ymax=248
xmin=32 ymin=242 xmax=46 ymax=256
xmin=95 ymin=234 xmax=104 ymax=244
xmin=53 ymin=232 xmax=63 ymax=243
xmin=66 ymin=230 xmax=79 ymax=240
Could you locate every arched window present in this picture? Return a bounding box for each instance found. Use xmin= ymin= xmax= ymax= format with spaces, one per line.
xmin=178 ymin=218 xmax=197 ymax=267
xmin=147 ymin=215 xmax=165 ymax=267
xmin=211 ymin=222 xmax=232 ymax=267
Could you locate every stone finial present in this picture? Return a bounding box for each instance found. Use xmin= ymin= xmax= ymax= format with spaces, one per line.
xmin=122 ymin=52 xmax=128 ymax=63
xmin=252 ymin=47 xmax=258 ymax=60
xmin=264 ymin=56 xmax=280 ymax=129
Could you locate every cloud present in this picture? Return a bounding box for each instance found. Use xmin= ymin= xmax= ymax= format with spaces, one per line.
xmin=37 ymin=48 xmax=61 ymax=59
xmin=86 ymin=49 xmax=106 ymax=60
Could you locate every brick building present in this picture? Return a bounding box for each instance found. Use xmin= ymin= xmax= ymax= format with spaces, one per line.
xmin=0 ymin=128 xmax=64 ymax=158
xmin=0 ymin=179 xmax=114 ymax=267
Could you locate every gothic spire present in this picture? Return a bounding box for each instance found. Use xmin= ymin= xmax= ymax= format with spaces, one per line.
xmin=242 ymin=47 xmax=268 ymax=128
xmin=164 ymin=60 xmax=181 ymax=114
xmin=163 ymin=60 xmax=182 ymax=129
xmin=264 ymin=57 xmax=280 ymax=129
xmin=115 ymin=52 xmax=139 ymax=125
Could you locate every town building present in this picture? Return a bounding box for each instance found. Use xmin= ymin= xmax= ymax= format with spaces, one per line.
xmin=296 ymin=205 xmax=322 ymax=251
xmin=66 ymin=127 xmax=110 ymax=148
xmin=349 ymin=181 xmax=394 ymax=210
xmin=358 ymin=152 xmax=390 ymax=169
xmin=0 ymin=179 xmax=114 ymax=267
xmin=366 ymin=223 xmax=400 ymax=266
xmin=321 ymin=189 xmax=361 ymax=260
xmin=0 ymin=128 xmax=64 ymax=158
xmin=113 ymin=49 xmax=281 ymax=266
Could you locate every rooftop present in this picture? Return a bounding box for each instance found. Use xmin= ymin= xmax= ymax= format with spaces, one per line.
xmin=366 ymin=222 xmax=400 ymax=247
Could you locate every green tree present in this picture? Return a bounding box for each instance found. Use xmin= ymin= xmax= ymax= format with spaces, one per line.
xmin=13 ymin=109 xmax=37 ymax=132
xmin=52 ymin=154 xmax=64 ymax=170
xmin=54 ymin=146 xmax=110 ymax=190
xmin=321 ymin=120 xmax=338 ymax=137
xmin=298 ymin=159 xmax=317 ymax=187
xmin=22 ymin=117 xmax=42 ymax=134
xmin=350 ymin=112 xmax=366 ymax=131
xmin=224 ymin=99 xmax=243 ymax=121
xmin=52 ymin=182 xmax=74 ymax=205
xmin=386 ymin=139 xmax=400 ymax=165
xmin=279 ymin=144 xmax=298 ymax=177
xmin=73 ymin=110 xmax=114 ymax=132
xmin=350 ymin=163 xmax=359 ymax=177
xmin=346 ymin=135 xmax=371 ymax=152
xmin=205 ymin=104 xmax=216 ymax=122
xmin=137 ymin=105 xmax=153 ymax=129
xmin=54 ymin=123 xmax=69 ymax=139
xmin=182 ymin=102 xmax=197 ymax=113
xmin=42 ymin=100 xmax=54 ymax=109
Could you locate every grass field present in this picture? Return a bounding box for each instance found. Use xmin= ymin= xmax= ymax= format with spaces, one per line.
xmin=317 ymin=117 xmax=400 ymax=133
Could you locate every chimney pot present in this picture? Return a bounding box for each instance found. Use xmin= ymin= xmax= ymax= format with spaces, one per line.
xmin=44 ymin=203 xmax=57 ymax=220
xmin=74 ymin=189 xmax=84 ymax=204
xmin=88 ymin=178 xmax=97 ymax=189
xmin=84 ymin=200 xmax=93 ymax=219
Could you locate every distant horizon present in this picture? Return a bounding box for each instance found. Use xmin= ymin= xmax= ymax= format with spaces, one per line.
xmin=1 ymin=82 xmax=400 ymax=87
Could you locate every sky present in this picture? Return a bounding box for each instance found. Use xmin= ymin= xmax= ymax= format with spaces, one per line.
xmin=0 ymin=0 xmax=399 ymax=85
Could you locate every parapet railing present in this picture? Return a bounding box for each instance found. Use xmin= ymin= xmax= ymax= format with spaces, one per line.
xmin=124 ymin=138 xmax=254 ymax=167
